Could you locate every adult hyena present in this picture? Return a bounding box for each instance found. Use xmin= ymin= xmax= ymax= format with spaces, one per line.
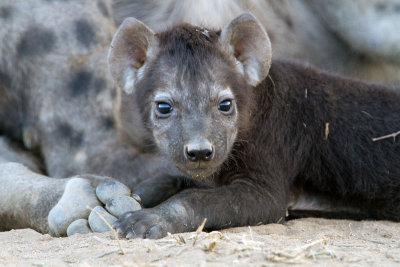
xmin=0 ymin=0 xmax=177 ymax=236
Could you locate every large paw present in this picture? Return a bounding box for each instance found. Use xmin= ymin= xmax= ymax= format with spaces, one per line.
xmin=48 ymin=177 xmax=102 ymax=236
xmin=114 ymin=209 xmax=173 ymax=239
xmin=59 ymin=180 xmax=142 ymax=236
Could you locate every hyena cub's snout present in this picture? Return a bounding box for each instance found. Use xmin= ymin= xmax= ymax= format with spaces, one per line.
xmin=184 ymin=139 xmax=214 ymax=162
xmin=181 ymin=134 xmax=224 ymax=178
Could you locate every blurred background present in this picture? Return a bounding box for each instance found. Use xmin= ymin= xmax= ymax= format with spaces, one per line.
xmin=113 ymin=0 xmax=400 ymax=85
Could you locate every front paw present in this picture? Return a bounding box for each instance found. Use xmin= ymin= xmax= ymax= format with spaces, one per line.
xmin=48 ymin=177 xmax=103 ymax=236
xmin=114 ymin=209 xmax=174 ymax=239
xmin=48 ymin=178 xmax=141 ymax=236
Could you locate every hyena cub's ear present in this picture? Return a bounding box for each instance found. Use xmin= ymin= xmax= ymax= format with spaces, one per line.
xmin=108 ymin=18 xmax=157 ymax=94
xmin=219 ymin=13 xmax=272 ymax=87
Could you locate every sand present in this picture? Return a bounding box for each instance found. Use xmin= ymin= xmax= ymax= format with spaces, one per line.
xmin=0 ymin=218 xmax=399 ymax=266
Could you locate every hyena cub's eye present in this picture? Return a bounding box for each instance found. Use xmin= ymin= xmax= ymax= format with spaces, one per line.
xmin=218 ymin=100 xmax=233 ymax=114
xmin=156 ymin=102 xmax=173 ymax=116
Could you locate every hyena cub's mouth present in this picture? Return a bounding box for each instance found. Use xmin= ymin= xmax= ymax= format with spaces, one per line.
xmin=179 ymin=161 xmax=218 ymax=179
xmin=185 ymin=168 xmax=215 ymax=179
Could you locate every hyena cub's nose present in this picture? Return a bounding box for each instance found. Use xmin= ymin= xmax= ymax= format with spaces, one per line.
xmin=185 ymin=141 xmax=214 ymax=162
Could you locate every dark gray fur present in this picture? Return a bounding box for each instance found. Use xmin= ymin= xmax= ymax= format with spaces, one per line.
xmin=110 ymin=16 xmax=400 ymax=239
xmin=17 ymin=26 xmax=57 ymax=57
xmin=74 ymin=19 xmax=96 ymax=47
xmin=0 ymin=6 xmax=13 ymax=19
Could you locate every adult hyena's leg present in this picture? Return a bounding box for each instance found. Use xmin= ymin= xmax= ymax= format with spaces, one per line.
xmin=0 ymin=162 xmax=108 ymax=236
xmin=0 ymin=136 xmax=42 ymax=173
xmin=0 ymin=139 xmax=142 ymax=236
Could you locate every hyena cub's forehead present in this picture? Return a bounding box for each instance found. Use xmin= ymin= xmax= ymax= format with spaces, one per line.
xmin=157 ymin=24 xmax=220 ymax=57
xmin=149 ymin=25 xmax=242 ymax=95
xmin=155 ymin=25 xmax=232 ymax=76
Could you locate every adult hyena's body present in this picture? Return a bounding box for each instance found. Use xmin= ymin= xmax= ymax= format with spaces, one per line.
xmin=0 ymin=0 xmax=175 ymax=234
xmin=0 ymin=0 xmax=169 ymax=181
xmin=0 ymin=1 xmax=118 ymax=177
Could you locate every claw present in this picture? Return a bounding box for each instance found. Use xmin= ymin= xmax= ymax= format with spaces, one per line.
xmin=132 ymin=194 xmax=142 ymax=204
xmin=126 ymin=231 xmax=135 ymax=239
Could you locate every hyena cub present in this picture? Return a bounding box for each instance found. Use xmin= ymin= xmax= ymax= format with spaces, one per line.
xmin=108 ymin=14 xmax=400 ymax=239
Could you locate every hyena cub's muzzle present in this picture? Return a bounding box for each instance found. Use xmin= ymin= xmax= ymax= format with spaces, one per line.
xmin=184 ymin=138 xmax=214 ymax=162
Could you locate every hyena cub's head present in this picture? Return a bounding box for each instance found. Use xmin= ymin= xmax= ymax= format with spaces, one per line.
xmin=108 ymin=13 xmax=272 ymax=178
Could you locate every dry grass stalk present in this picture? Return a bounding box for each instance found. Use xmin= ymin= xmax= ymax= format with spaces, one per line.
xmin=324 ymin=123 xmax=329 ymax=140
xmin=86 ymin=205 xmax=126 ymax=255
xmin=265 ymin=238 xmax=335 ymax=263
xmin=267 ymin=75 xmax=276 ymax=90
xmin=205 ymin=241 xmax=217 ymax=252
xmin=372 ymin=130 xmax=400 ymax=142
xmin=193 ymin=218 xmax=207 ymax=246
xmin=167 ymin=232 xmax=186 ymax=245
xmin=196 ymin=218 xmax=207 ymax=234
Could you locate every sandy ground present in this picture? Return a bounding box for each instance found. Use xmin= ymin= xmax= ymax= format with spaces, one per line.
xmin=0 ymin=218 xmax=399 ymax=266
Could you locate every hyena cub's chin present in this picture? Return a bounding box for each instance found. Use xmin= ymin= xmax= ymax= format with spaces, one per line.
xmin=108 ymin=14 xmax=271 ymax=179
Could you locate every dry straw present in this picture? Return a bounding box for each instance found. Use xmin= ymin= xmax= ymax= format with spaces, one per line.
xmin=86 ymin=205 xmax=126 ymax=255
